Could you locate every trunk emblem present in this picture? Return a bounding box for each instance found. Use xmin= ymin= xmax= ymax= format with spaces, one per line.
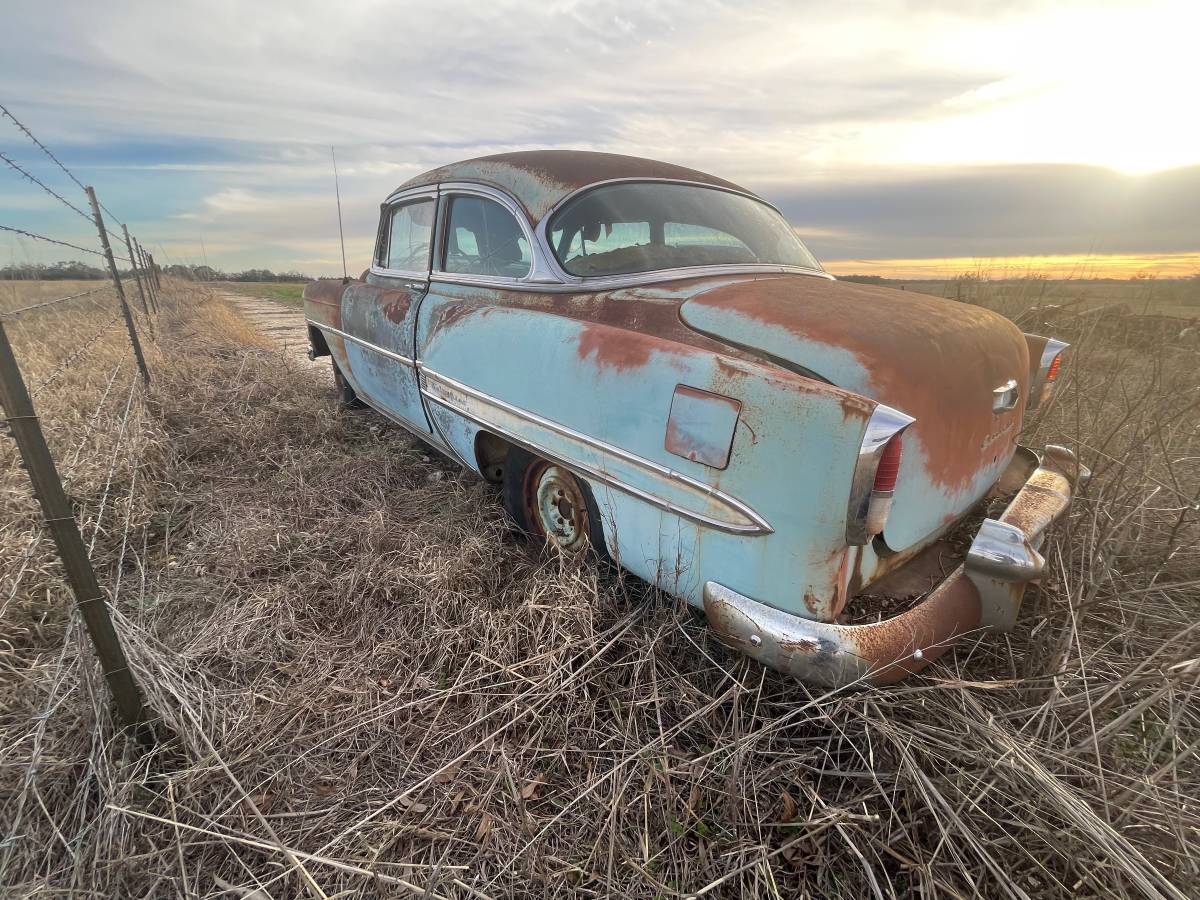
xmin=992 ymin=378 xmax=1019 ymax=414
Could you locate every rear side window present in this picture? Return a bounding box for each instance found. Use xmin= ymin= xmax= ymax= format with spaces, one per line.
xmin=380 ymin=199 xmax=435 ymax=272
xmin=443 ymin=195 xmax=531 ymax=279
xmin=547 ymin=182 xmax=821 ymax=277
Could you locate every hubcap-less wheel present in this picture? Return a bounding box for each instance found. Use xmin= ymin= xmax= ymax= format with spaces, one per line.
xmin=523 ymin=462 xmax=590 ymax=553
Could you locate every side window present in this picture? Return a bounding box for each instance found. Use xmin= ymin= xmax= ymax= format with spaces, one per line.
xmin=665 ymin=222 xmax=751 ymax=255
xmin=381 ymin=199 xmax=434 ymax=272
xmin=443 ymin=195 xmax=531 ymax=278
xmin=550 ymin=221 xmax=651 ymax=274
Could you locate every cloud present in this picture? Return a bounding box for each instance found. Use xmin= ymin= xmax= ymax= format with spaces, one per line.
xmin=768 ymin=165 xmax=1200 ymax=260
xmin=0 ymin=0 xmax=1195 ymax=274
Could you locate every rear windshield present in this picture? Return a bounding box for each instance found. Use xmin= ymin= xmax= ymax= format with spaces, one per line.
xmin=547 ymin=182 xmax=821 ymax=277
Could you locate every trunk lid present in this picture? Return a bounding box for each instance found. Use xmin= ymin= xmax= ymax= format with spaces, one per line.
xmin=679 ymin=275 xmax=1030 ymax=550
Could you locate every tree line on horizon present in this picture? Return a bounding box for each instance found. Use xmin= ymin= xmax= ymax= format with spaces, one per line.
xmin=0 ymin=260 xmax=312 ymax=283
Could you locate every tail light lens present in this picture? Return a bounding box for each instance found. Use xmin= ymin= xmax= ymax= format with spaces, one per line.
xmin=873 ymin=435 xmax=903 ymax=493
xmin=847 ymin=405 xmax=914 ymax=546
xmin=865 ymin=435 xmax=902 ymax=535
xmin=1028 ymin=338 xmax=1069 ymax=410
xmin=1046 ymin=352 xmax=1062 ymax=382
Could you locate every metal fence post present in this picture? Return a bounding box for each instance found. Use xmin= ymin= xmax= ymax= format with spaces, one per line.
xmin=85 ymin=187 xmax=150 ymax=385
xmin=144 ymin=243 xmax=161 ymax=310
xmin=0 ymin=320 xmax=149 ymax=738
xmin=121 ymin=224 xmax=152 ymax=321
xmin=133 ymin=237 xmax=158 ymax=314
xmin=150 ymin=252 xmax=161 ymax=290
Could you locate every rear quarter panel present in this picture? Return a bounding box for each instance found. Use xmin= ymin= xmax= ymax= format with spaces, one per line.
xmin=416 ymin=283 xmax=875 ymax=618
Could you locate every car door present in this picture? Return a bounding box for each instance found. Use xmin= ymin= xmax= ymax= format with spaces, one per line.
xmin=341 ymin=189 xmax=437 ymax=433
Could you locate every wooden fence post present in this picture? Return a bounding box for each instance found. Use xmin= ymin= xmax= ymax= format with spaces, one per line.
xmin=85 ymin=187 xmax=150 ymax=385
xmin=0 ymin=320 xmax=149 ymax=739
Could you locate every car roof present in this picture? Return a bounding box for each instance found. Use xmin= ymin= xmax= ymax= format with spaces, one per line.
xmin=393 ymin=150 xmax=755 ymax=224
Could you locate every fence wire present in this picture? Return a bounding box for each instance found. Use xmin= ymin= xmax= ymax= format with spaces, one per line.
xmin=0 ymin=223 xmax=115 ymax=260
xmin=0 ymin=102 xmax=164 ymax=757
xmin=0 ymin=150 xmax=96 ymax=226
xmin=2 ymin=285 xmax=111 ymax=319
xmin=29 ymin=310 xmax=126 ymax=398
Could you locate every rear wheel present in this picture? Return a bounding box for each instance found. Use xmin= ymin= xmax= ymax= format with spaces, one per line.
xmin=502 ymin=446 xmax=607 ymax=558
xmin=332 ymin=359 xmax=366 ymax=409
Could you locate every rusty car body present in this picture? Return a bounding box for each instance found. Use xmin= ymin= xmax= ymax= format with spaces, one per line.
xmin=303 ymin=150 xmax=1086 ymax=687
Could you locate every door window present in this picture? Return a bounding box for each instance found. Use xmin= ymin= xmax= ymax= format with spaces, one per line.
xmin=443 ymin=195 xmax=532 ymax=279
xmin=382 ymin=199 xmax=435 ymax=272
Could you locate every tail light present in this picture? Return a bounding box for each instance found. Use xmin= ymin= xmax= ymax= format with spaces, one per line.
xmin=865 ymin=435 xmax=902 ymax=535
xmin=1028 ymin=338 xmax=1068 ymax=410
xmin=846 ymin=405 xmax=914 ymax=546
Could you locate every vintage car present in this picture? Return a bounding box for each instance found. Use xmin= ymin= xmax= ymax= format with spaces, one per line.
xmin=303 ymin=150 xmax=1086 ymax=687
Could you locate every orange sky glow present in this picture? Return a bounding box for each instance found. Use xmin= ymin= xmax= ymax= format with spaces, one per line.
xmin=822 ymin=253 xmax=1200 ymax=281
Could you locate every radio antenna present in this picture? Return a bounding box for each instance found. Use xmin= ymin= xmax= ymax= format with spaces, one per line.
xmin=331 ymin=145 xmax=348 ymax=282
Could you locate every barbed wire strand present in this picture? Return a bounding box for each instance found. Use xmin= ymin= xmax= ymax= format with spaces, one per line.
xmin=109 ymin=401 xmax=145 ymax=605
xmin=1 ymin=285 xmax=111 ymax=319
xmin=86 ymin=375 xmax=140 ymax=553
xmin=0 ymin=224 xmax=110 ymax=260
xmin=64 ymin=360 xmax=128 ymax=477
xmin=29 ymin=311 xmax=125 ymax=398
xmin=0 ymin=358 xmax=132 ymax=614
xmin=0 ymin=103 xmax=128 ymax=228
xmin=0 ymin=151 xmax=96 ymax=224
xmin=0 ymin=103 xmax=86 ymax=190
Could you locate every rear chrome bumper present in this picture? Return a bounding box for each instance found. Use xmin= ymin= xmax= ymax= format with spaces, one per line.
xmin=703 ymin=444 xmax=1089 ymax=687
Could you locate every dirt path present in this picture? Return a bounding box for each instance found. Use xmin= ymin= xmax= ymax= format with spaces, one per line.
xmin=220 ymin=291 xmax=322 ymax=370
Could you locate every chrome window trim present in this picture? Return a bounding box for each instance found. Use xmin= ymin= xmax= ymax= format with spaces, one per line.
xmin=534 ymin=177 xmax=831 ymax=287
xmin=1027 ymin=338 xmax=1069 ymax=410
xmin=382 ymin=177 xmax=833 ymax=292
xmin=307 ymin=320 xmax=415 ymax=368
xmin=431 ymin=182 xmax=560 ymax=284
xmin=845 ymin=404 xmax=915 ymax=546
xmin=419 ymin=366 xmax=773 ymax=536
xmin=372 ymin=188 xmax=438 ymax=281
xmin=429 ymin=263 xmax=831 ymax=294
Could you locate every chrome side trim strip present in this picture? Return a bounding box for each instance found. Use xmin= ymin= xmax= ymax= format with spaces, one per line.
xmin=307 ymin=321 xmax=415 ymax=368
xmin=419 ymin=367 xmax=773 ymax=536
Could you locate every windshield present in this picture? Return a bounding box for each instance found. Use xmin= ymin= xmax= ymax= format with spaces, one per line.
xmin=547 ymin=182 xmax=821 ymax=277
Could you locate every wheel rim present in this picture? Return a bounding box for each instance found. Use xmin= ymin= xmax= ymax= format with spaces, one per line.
xmin=523 ymin=462 xmax=589 ymax=553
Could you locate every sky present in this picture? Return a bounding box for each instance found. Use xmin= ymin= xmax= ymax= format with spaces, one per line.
xmin=1 ymin=0 xmax=1197 ymax=279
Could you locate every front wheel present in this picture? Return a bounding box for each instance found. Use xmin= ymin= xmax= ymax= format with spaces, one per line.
xmin=502 ymin=446 xmax=607 ymax=558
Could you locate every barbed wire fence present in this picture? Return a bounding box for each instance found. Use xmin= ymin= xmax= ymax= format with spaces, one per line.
xmin=0 ymin=101 xmax=169 ymax=746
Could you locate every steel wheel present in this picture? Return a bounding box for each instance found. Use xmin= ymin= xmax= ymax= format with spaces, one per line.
xmin=522 ymin=461 xmax=591 ymax=553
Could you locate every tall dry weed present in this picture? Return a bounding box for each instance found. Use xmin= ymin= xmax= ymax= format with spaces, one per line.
xmin=1 ymin=281 xmax=1196 ymax=898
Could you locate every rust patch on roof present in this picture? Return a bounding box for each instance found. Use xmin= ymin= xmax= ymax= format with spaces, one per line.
xmin=395 ymin=150 xmax=756 ymax=223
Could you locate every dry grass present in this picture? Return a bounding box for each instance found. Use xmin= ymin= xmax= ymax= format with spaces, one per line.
xmin=1 ymin=279 xmax=1197 ymax=898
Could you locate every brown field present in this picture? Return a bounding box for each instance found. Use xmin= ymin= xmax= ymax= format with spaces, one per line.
xmin=1 ymin=277 xmax=1198 ymax=898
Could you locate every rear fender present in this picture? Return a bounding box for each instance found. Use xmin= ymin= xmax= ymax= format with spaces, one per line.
xmin=416 ymin=285 xmax=876 ymax=618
